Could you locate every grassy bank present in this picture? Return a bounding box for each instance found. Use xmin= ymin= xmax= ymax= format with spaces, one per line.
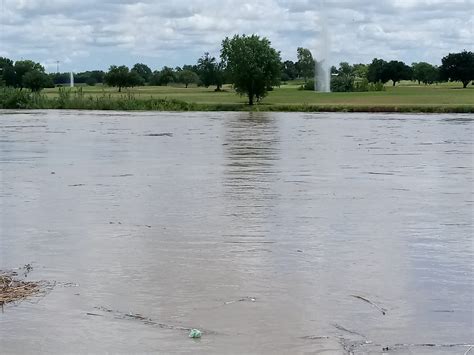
xmin=1 ymin=82 xmax=473 ymax=113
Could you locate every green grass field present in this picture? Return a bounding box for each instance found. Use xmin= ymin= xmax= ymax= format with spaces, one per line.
xmin=41 ymin=81 xmax=474 ymax=112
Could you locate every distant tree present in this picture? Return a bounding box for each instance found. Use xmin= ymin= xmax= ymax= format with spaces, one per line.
xmin=280 ymin=72 xmax=291 ymax=82
xmin=296 ymin=47 xmax=315 ymax=82
xmin=50 ymin=72 xmax=70 ymax=85
xmin=151 ymin=66 xmax=175 ymax=86
xmin=221 ymin=34 xmax=281 ymax=105
xmin=182 ymin=64 xmax=198 ymax=73
xmin=196 ymin=53 xmax=225 ymax=90
xmin=128 ymin=71 xmax=145 ymax=87
xmin=2 ymin=65 xmax=17 ymax=87
xmin=384 ymin=60 xmax=412 ymax=86
xmin=0 ymin=57 xmax=13 ymax=77
xmin=104 ymin=65 xmax=131 ymax=92
xmin=22 ymin=70 xmax=52 ymax=92
xmin=9 ymin=60 xmax=44 ymax=89
xmin=0 ymin=57 xmax=14 ymax=86
xmin=85 ymin=77 xmax=97 ymax=86
xmin=367 ymin=58 xmax=389 ymax=84
xmin=13 ymin=60 xmax=45 ymax=89
xmin=213 ymin=62 xmax=226 ymax=91
xmin=282 ymin=60 xmax=297 ymax=81
xmin=90 ymin=70 xmax=105 ymax=84
xmin=197 ymin=53 xmax=214 ymax=87
xmin=131 ymin=63 xmax=152 ymax=83
xmin=149 ymin=70 xmax=160 ymax=86
xmin=75 ymin=70 xmax=106 ymax=85
xmin=337 ymin=62 xmax=353 ymax=76
xmin=412 ymin=62 xmax=439 ymax=85
xmin=178 ymin=69 xmax=199 ymax=88
xmin=440 ymin=51 xmax=474 ymax=88
xmin=353 ymin=63 xmax=368 ymax=79
xmin=331 ymin=62 xmax=355 ymax=92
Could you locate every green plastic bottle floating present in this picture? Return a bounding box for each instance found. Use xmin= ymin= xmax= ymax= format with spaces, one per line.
xmin=189 ymin=329 xmax=202 ymax=338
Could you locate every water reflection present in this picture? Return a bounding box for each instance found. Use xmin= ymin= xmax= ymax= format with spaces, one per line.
xmin=223 ymin=112 xmax=281 ymax=217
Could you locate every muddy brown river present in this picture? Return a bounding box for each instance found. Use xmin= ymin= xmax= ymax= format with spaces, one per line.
xmin=0 ymin=110 xmax=473 ymax=354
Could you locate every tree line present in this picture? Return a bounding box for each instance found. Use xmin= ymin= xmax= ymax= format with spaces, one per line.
xmin=0 ymin=34 xmax=473 ymax=105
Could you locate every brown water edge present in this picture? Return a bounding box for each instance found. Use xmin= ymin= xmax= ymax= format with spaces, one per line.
xmin=0 ymin=110 xmax=472 ymax=354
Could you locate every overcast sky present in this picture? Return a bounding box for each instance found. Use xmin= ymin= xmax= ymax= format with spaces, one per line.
xmin=0 ymin=0 xmax=472 ymax=72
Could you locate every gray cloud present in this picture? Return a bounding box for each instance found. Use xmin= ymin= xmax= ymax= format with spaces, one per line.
xmin=0 ymin=0 xmax=472 ymax=71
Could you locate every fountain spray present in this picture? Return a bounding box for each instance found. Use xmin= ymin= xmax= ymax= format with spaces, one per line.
xmin=316 ymin=0 xmax=330 ymax=92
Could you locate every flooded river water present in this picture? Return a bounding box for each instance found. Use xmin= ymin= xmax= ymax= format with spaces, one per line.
xmin=0 ymin=110 xmax=473 ymax=354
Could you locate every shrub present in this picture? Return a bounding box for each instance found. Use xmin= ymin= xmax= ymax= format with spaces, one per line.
xmin=331 ymin=75 xmax=354 ymax=92
xmin=299 ymin=79 xmax=315 ymax=90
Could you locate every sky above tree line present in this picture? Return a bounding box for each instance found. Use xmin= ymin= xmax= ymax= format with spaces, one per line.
xmin=0 ymin=0 xmax=472 ymax=72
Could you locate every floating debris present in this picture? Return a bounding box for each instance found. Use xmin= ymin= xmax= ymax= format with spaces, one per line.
xmin=333 ymin=323 xmax=365 ymax=337
xmin=383 ymin=343 xmax=474 ymax=352
xmin=350 ymin=294 xmax=387 ymax=315
xmin=189 ymin=329 xmax=202 ymax=338
xmin=224 ymin=296 xmax=256 ymax=305
xmin=0 ymin=266 xmax=52 ymax=310
xmin=86 ymin=312 xmax=103 ymax=317
xmin=144 ymin=133 xmax=173 ymax=137
xmin=300 ymin=335 xmax=330 ymax=340
xmin=93 ymin=306 xmax=218 ymax=335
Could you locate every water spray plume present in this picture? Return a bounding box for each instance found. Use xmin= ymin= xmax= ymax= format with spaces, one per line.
xmin=316 ymin=0 xmax=330 ymax=92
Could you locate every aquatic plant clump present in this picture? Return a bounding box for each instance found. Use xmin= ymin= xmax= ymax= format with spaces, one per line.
xmin=0 ymin=270 xmax=42 ymax=307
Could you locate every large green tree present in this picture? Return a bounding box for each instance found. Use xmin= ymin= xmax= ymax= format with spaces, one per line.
xmin=104 ymin=65 xmax=137 ymax=92
xmin=22 ymin=70 xmax=52 ymax=92
xmin=367 ymin=58 xmax=389 ymax=84
xmin=440 ymin=51 xmax=474 ymax=88
xmin=14 ymin=60 xmax=45 ymax=89
xmin=221 ymin=34 xmax=281 ymax=105
xmin=412 ymin=62 xmax=439 ymax=85
xmin=131 ymin=63 xmax=152 ymax=83
xmin=296 ymin=47 xmax=315 ymax=82
xmin=385 ymin=60 xmax=412 ymax=86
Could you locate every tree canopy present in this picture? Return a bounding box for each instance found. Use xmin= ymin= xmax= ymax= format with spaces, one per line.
xmin=178 ymin=69 xmax=199 ymax=88
xmin=412 ymin=62 xmax=439 ymax=85
xmin=385 ymin=61 xmax=412 ymax=86
xmin=22 ymin=70 xmax=52 ymax=92
xmin=196 ymin=52 xmax=224 ymax=90
xmin=221 ymin=34 xmax=281 ymax=105
xmin=104 ymin=65 xmax=142 ymax=92
xmin=131 ymin=63 xmax=152 ymax=83
xmin=296 ymin=47 xmax=315 ymax=82
xmin=440 ymin=51 xmax=474 ymax=88
xmin=367 ymin=58 xmax=389 ymax=84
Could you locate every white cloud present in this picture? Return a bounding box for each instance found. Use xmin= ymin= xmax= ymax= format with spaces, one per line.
xmin=0 ymin=0 xmax=472 ymax=71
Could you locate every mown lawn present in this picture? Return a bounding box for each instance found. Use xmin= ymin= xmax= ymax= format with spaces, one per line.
xmin=43 ymin=81 xmax=474 ymax=109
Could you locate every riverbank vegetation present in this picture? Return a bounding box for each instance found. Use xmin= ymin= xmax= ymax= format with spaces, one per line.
xmin=0 ymin=32 xmax=473 ymax=111
xmin=1 ymin=82 xmax=473 ymax=113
